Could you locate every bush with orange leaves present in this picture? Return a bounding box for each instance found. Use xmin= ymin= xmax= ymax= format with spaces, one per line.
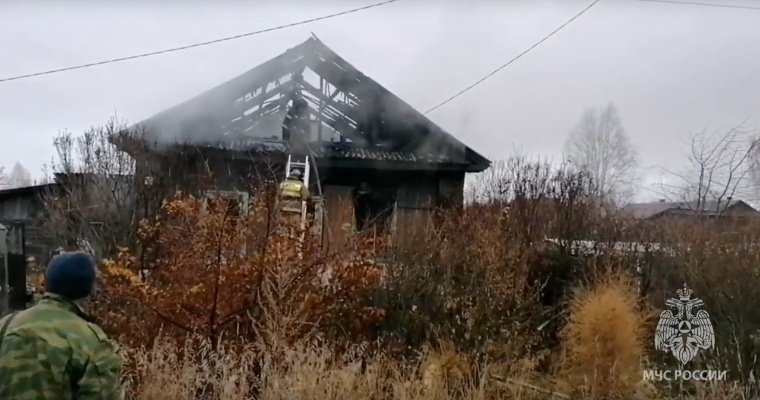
xmin=94 ymin=191 xmax=386 ymax=348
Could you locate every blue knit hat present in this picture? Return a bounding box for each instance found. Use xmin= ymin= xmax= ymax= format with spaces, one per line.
xmin=45 ymin=252 xmax=97 ymax=300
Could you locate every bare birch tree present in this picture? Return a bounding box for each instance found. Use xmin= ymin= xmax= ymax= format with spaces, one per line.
xmin=0 ymin=166 xmax=6 ymax=188
xmin=7 ymin=162 xmax=32 ymax=188
xmin=564 ymin=103 xmax=638 ymax=205
xmin=658 ymin=124 xmax=758 ymax=216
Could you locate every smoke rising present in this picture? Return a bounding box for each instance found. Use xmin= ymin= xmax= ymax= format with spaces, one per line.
xmin=134 ymin=36 xmax=483 ymax=171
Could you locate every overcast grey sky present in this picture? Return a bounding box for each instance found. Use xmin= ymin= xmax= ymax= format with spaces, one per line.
xmin=1 ymin=0 xmax=760 ymax=201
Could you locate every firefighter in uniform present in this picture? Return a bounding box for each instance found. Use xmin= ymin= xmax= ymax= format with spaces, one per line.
xmin=282 ymin=97 xmax=310 ymax=157
xmin=278 ymin=169 xmax=311 ymax=236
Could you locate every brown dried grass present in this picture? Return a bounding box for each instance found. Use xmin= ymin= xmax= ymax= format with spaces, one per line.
xmin=121 ymin=336 xmax=752 ymax=400
xmin=99 ymin=157 xmax=760 ymax=399
xmin=558 ymin=268 xmax=649 ymax=398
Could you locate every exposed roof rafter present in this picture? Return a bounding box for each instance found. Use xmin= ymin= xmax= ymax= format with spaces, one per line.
xmin=137 ymin=36 xmax=490 ymax=172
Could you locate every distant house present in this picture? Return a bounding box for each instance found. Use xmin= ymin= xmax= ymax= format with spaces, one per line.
xmin=122 ymin=36 xmax=490 ymax=250
xmin=0 ymin=172 xmax=132 ymax=263
xmin=0 ymin=183 xmax=59 ymax=263
xmin=621 ymin=199 xmax=760 ymax=221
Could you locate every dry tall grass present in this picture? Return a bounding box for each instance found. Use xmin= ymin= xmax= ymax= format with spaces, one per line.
xmin=119 ymin=266 xmax=745 ymax=399
xmin=121 ymin=337 xmax=754 ymax=400
xmin=77 ymin=155 xmax=760 ymax=399
xmin=559 ymin=269 xmax=648 ymax=398
xmin=123 ymin=338 xmax=257 ymax=399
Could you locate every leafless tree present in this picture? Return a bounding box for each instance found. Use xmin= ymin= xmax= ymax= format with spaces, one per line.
xmin=39 ymin=116 xmax=278 ymax=260
xmin=7 ymin=162 xmax=32 ymax=188
xmin=35 ymin=165 xmax=53 ymax=185
xmin=464 ymin=148 xmax=531 ymax=204
xmin=564 ymin=103 xmax=638 ymax=206
xmin=657 ymin=124 xmax=759 ymax=216
xmin=0 ymin=166 xmax=7 ymax=188
xmin=41 ymin=118 xmax=138 ymax=258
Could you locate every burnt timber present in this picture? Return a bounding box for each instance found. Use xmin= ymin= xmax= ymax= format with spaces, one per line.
xmin=126 ymin=36 xmax=491 ymax=250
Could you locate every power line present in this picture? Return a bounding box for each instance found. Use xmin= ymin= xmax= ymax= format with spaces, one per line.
xmin=0 ymin=0 xmax=400 ymax=84
xmin=636 ymin=0 xmax=760 ymax=11
xmin=424 ymin=0 xmax=600 ymax=115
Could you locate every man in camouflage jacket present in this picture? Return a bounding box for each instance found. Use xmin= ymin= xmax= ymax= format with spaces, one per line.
xmin=0 ymin=251 xmax=122 ymax=399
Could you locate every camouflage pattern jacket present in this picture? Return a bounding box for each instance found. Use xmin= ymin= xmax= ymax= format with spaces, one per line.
xmin=0 ymin=293 xmax=122 ymax=399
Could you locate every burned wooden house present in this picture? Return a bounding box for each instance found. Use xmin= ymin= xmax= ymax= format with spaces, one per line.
xmin=126 ymin=36 xmax=490 ymax=248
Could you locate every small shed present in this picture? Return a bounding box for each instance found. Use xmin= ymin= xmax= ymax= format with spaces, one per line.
xmin=0 ymin=183 xmax=58 ymax=263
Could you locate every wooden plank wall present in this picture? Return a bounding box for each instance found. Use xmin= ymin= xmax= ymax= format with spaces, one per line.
xmin=0 ymin=196 xmax=35 ymax=222
xmin=437 ymin=172 xmax=465 ymax=208
xmin=392 ymin=177 xmax=438 ymax=253
xmin=322 ymin=185 xmax=355 ymax=253
xmin=0 ymin=223 xmax=27 ymax=314
xmin=0 ymin=193 xmax=53 ymax=265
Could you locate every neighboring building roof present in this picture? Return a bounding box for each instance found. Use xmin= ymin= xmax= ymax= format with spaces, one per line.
xmin=0 ymin=183 xmax=58 ymax=200
xmin=621 ymin=202 xmax=674 ymax=219
xmin=0 ymin=174 xmax=129 ymax=202
xmin=622 ymin=199 xmax=758 ymax=219
xmin=134 ymin=36 xmax=490 ymax=172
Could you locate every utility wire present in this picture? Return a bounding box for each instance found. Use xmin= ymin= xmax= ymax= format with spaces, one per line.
xmin=424 ymin=0 xmax=600 ymax=115
xmin=636 ymin=0 xmax=760 ymax=11
xmin=0 ymin=0 xmax=400 ymax=84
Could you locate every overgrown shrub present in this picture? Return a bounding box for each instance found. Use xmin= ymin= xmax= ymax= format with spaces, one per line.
xmin=643 ymin=220 xmax=760 ymax=393
xmin=43 ymin=141 xmax=760 ymax=398
xmin=373 ymin=157 xmax=603 ymax=360
xmin=96 ymin=192 xmax=385 ymax=348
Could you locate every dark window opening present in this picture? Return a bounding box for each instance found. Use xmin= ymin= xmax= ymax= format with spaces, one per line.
xmin=207 ymin=197 xmax=241 ymax=217
xmin=204 ymin=191 xmax=250 ymax=230
xmin=225 ymin=198 xmax=242 ymax=217
xmin=353 ymin=185 xmax=396 ymax=234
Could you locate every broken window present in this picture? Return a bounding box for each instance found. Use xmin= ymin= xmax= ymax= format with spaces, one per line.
xmin=202 ymin=190 xmax=251 ymax=220
xmin=202 ymin=190 xmax=252 ymax=256
xmin=353 ymin=184 xmax=396 ymax=235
